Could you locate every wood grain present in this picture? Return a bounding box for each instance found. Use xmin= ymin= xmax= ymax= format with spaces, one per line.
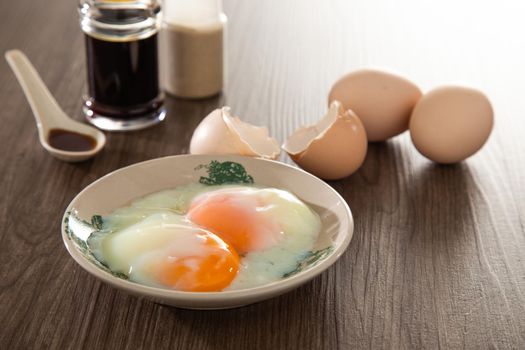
xmin=1 ymin=0 xmax=524 ymax=349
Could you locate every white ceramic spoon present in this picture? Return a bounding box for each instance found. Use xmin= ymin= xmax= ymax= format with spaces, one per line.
xmin=5 ymin=50 xmax=106 ymax=162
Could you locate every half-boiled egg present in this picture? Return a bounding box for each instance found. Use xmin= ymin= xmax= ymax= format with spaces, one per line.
xmin=89 ymin=184 xmax=322 ymax=291
xmin=89 ymin=212 xmax=239 ymax=292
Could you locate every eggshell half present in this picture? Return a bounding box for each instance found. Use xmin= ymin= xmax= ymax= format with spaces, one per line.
xmin=283 ymin=101 xmax=367 ymax=180
xmin=190 ymin=107 xmax=280 ymax=159
xmin=409 ymin=86 xmax=493 ymax=164
xmin=328 ymin=69 xmax=422 ymax=141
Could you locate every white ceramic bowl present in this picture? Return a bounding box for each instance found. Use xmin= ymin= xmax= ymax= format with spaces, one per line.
xmin=62 ymin=155 xmax=353 ymax=309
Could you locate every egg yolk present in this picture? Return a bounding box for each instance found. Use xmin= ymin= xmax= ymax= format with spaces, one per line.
xmin=154 ymin=233 xmax=239 ymax=292
xmin=187 ymin=191 xmax=282 ymax=254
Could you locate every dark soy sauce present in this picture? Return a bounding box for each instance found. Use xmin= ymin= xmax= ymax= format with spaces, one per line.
xmin=48 ymin=129 xmax=97 ymax=152
xmin=84 ymin=33 xmax=161 ymax=118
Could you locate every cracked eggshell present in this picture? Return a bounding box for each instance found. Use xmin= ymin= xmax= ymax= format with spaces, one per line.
xmin=190 ymin=107 xmax=280 ymax=159
xmin=328 ymin=69 xmax=422 ymax=141
xmin=282 ymin=101 xmax=368 ymax=180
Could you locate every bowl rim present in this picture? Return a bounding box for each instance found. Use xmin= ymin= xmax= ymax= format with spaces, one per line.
xmin=61 ymin=154 xmax=354 ymax=302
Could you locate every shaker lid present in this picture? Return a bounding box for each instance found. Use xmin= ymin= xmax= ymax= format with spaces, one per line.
xmin=163 ymin=0 xmax=223 ymax=26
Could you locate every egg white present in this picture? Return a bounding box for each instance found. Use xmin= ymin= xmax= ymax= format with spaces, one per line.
xmin=89 ymin=184 xmax=321 ymax=291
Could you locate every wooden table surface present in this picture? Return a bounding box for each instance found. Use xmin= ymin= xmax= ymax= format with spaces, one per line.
xmin=1 ymin=0 xmax=524 ymax=349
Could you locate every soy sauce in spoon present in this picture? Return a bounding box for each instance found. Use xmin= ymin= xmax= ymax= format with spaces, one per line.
xmin=48 ymin=128 xmax=97 ymax=152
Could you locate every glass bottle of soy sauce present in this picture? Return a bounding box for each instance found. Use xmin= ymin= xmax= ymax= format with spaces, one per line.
xmin=79 ymin=0 xmax=165 ymax=131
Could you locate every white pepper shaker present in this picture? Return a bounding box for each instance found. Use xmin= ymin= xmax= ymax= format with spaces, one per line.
xmin=160 ymin=0 xmax=226 ymax=98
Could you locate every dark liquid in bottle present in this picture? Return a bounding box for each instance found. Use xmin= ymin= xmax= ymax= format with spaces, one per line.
xmin=84 ymin=33 xmax=161 ymax=118
xmin=48 ymin=128 xmax=97 ymax=152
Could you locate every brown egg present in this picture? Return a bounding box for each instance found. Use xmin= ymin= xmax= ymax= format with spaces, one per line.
xmin=328 ymin=69 xmax=422 ymax=141
xmin=409 ymin=86 xmax=493 ymax=164
xmin=282 ymin=101 xmax=368 ymax=180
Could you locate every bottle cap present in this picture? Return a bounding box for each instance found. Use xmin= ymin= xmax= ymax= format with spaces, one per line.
xmin=163 ymin=0 xmax=223 ymax=26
